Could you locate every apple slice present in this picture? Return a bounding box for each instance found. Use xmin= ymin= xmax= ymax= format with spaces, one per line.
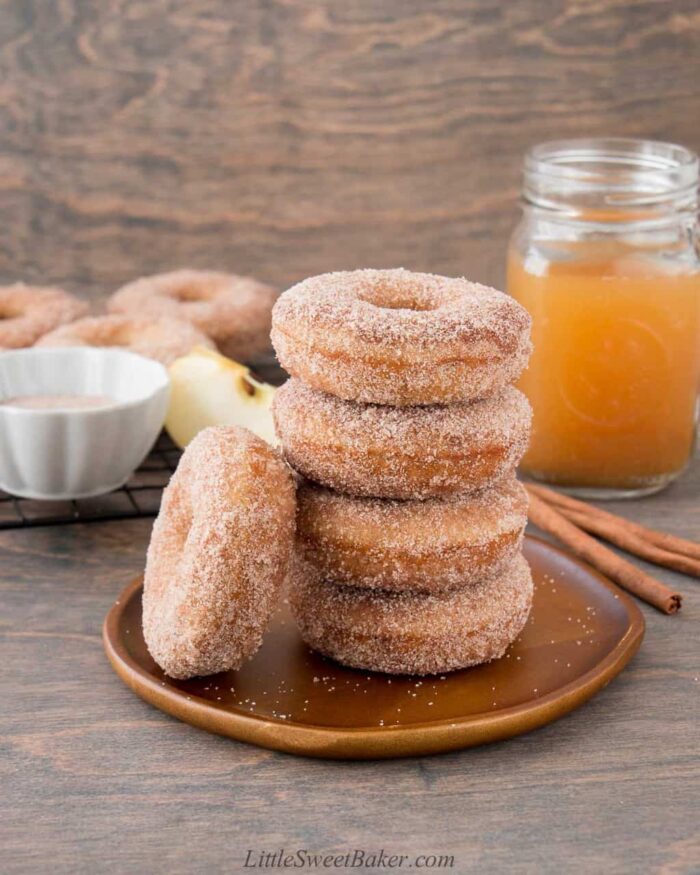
xmin=165 ymin=346 xmax=277 ymax=448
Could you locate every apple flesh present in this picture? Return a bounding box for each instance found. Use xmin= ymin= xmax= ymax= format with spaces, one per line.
xmin=165 ymin=346 xmax=277 ymax=448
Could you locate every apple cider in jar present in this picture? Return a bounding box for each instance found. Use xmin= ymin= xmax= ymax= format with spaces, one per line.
xmin=508 ymin=139 xmax=700 ymax=498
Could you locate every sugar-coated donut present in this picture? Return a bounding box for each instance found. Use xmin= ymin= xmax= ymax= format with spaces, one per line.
xmin=0 ymin=284 xmax=87 ymax=349
xmin=296 ymin=476 xmax=528 ymax=593
xmin=142 ymin=426 xmax=296 ymax=679
xmin=273 ymin=379 xmax=531 ymax=499
xmin=271 ymin=268 xmax=531 ymax=406
xmin=289 ymin=552 xmax=533 ymax=675
xmin=109 ymin=269 xmax=277 ymax=361
xmin=37 ymin=314 xmax=215 ymax=365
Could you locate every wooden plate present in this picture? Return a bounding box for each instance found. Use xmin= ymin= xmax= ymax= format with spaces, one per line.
xmin=103 ymin=536 xmax=644 ymax=759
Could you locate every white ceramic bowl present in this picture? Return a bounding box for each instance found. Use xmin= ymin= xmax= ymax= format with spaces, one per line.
xmin=0 ymin=348 xmax=170 ymax=500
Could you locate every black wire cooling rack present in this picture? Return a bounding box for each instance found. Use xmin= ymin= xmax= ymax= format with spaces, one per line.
xmin=0 ymin=432 xmax=182 ymax=530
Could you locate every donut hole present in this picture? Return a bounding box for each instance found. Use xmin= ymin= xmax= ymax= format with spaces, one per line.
xmin=358 ymin=283 xmax=440 ymax=312
xmin=376 ymin=296 xmax=435 ymax=312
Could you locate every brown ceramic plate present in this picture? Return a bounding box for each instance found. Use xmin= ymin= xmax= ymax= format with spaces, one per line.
xmin=103 ymin=536 xmax=644 ymax=759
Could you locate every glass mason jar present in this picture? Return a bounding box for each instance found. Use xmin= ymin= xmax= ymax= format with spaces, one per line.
xmin=508 ymin=138 xmax=700 ymax=498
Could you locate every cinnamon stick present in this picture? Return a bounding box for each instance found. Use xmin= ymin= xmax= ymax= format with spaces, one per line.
xmin=527 ymin=483 xmax=700 ymax=561
xmin=525 ymin=485 xmax=700 ymax=578
xmin=527 ymin=492 xmax=682 ymax=614
xmin=555 ymin=505 xmax=700 ymax=579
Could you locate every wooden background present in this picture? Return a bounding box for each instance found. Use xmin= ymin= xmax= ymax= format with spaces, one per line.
xmin=1 ymin=0 xmax=700 ymax=300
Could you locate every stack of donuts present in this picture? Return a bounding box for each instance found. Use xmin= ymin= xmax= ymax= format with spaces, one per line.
xmin=271 ymin=268 xmax=535 ymax=675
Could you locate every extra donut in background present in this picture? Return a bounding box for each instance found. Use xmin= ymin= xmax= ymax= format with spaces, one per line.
xmin=109 ymin=269 xmax=277 ymax=362
xmin=37 ymin=314 xmax=214 ymax=365
xmin=271 ymin=268 xmax=531 ymax=406
xmin=0 ymin=284 xmax=88 ymax=348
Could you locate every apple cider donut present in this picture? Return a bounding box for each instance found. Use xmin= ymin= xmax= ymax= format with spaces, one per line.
xmin=297 ymin=476 xmax=528 ymax=593
xmin=289 ymin=552 xmax=534 ymax=675
xmin=273 ymin=379 xmax=532 ymax=499
xmin=37 ymin=314 xmax=214 ymax=366
xmin=109 ymin=269 xmax=277 ymax=361
xmin=271 ymin=268 xmax=531 ymax=406
xmin=142 ymin=426 xmax=296 ymax=679
xmin=0 ymin=284 xmax=88 ymax=349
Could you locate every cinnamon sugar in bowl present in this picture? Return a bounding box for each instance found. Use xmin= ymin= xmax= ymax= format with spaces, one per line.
xmin=0 ymin=348 xmax=169 ymax=499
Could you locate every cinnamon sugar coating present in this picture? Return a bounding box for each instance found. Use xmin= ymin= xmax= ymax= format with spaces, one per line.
xmin=142 ymin=426 xmax=296 ymax=679
xmin=37 ymin=314 xmax=214 ymax=365
xmin=271 ymin=268 xmax=531 ymax=406
xmin=289 ymin=552 xmax=534 ymax=675
xmin=273 ymin=379 xmax=532 ymax=499
xmin=297 ymin=476 xmax=528 ymax=593
xmin=0 ymin=284 xmax=88 ymax=348
xmin=109 ymin=269 xmax=277 ymax=361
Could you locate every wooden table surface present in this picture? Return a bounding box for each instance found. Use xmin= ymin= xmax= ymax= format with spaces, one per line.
xmin=1 ymin=459 xmax=698 ymax=874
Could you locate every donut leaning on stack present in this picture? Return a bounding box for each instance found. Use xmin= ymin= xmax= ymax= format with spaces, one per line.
xmin=272 ymin=268 xmax=534 ymax=676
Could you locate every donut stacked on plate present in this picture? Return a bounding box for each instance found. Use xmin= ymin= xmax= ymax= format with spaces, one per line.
xmin=271 ymin=268 xmax=534 ymax=675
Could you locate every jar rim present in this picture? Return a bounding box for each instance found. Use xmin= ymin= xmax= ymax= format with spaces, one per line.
xmin=523 ymin=138 xmax=698 ymax=218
